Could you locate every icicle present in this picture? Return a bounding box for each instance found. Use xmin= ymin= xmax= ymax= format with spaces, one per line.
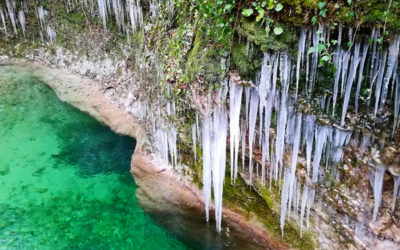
xmin=192 ymin=123 xmax=197 ymax=162
xmin=393 ymin=75 xmax=400 ymax=136
xmin=248 ymin=88 xmax=259 ymax=184
xmin=264 ymin=92 xmax=273 ymax=162
xmin=332 ymin=46 xmax=343 ymax=116
xmin=229 ymin=80 xmax=243 ymax=183
xmin=201 ymin=115 xmax=212 ymax=222
xmin=274 ymin=53 xmax=290 ymax=180
xmin=309 ymin=26 xmax=320 ymax=94
xmin=295 ymin=29 xmax=307 ymax=99
xmin=167 ymin=126 xmax=177 ymax=167
xmin=373 ymin=51 xmax=388 ymax=116
xmin=392 ymin=176 xmax=400 ymax=213
xmin=241 ymin=119 xmax=246 ymax=171
xmin=201 ymin=98 xmax=228 ymax=232
xmin=372 ymin=165 xmax=386 ymax=220
xmin=305 ymin=116 xmax=315 ymax=174
xmin=355 ymin=41 xmax=369 ymax=116
xmin=211 ymin=105 xmax=228 ymax=232
xmin=379 ymin=35 xmax=400 ymax=111
xmin=155 ymin=127 xmax=169 ymax=164
xmin=280 ymin=170 xmax=291 ymax=235
xmin=258 ymin=53 xmax=273 ymax=146
xmin=46 ymin=25 xmax=56 ymax=43
xmin=38 ymin=6 xmax=47 ymax=29
xmin=111 ymin=0 xmax=124 ymax=31
xmin=341 ymin=41 xmax=361 ymax=126
xmin=300 ymin=184 xmax=308 ymax=236
xmin=280 ymin=114 xmax=302 ymax=235
xmin=97 ymin=0 xmax=108 ymax=29
xmin=18 ymin=10 xmax=25 ymax=37
xmin=331 ymin=130 xmax=351 ymax=166
xmin=127 ymin=0 xmax=142 ymax=32
xmin=245 ymin=86 xmax=250 ymax=123
xmin=359 ymin=134 xmax=370 ymax=156
xmin=288 ymin=114 xmax=302 ymax=210
xmin=0 ymin=8 xmax=7 ymax=37
xmin=312 ymin=126 xmax=329 ymax=183
xmin=261 ymin=137 xmax=267 ymax=186
xmin=6 ymin=0 xmax=17 ymax=35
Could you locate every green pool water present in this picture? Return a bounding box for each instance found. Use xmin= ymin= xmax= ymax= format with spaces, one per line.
xmin=0 ymin=66 xmax=186 ymax=249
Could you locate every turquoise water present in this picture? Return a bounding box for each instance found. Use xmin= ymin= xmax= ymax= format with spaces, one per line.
xmin=0 ymin=66 xmax=186 ymax=249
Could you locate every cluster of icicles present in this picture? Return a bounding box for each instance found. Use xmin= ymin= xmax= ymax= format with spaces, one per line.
xmin=157 ymin=26 xmax=400 ymax=234
xmin=0 ymin=0 xmax=146 ymax=43
xmin=0 ymin=0 xmax=56 ymax=42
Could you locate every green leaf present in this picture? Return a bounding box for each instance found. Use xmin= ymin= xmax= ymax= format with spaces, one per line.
xmin=318 ymin=2 xmax=326 ymax=9
xmin=275 ymin=3 xmax=283 ymax=12
xmin=224 ymin=4 xmax=233 ymax=12
xmin=331 ymin=39 xmax=338 ymax=45
xmin=268 ymin=0 xmax=275 ymax=9
xmin=308 ymin=47 xmax=315 ymax=54
xmin=321 ymin=55 xmax=330 ymax=61
xmin=262 ymin=1 xmax=267 ymax=7
xmin=317 ymin=43 xmax=326 ymax=52
xmin=273 ymin=26 xmax=283 ymax=35
xmin=256 ymin=8 xmax=265 ymax=21
xmin=311 ymin=16 xmax=317 ymax=25
xmin=242 ymin=8 xmax=254 ymax=17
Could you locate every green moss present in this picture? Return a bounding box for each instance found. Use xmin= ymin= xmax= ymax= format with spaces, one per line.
xmin=184 ymin=31 xmax=225 ymax=84
xmin=223 ymin=174 xmax=316 ymax=250
xmin=236 ymin=20 xmax=296 ymax=52
xmin=231 ymin=40 xmax=263 ymax=78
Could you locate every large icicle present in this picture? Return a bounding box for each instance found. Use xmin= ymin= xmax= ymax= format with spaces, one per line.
xmin=341 ymin=41 xmax=361 ymax=126
xmin=274 ymin=53 xmax=291 ymax=180
xmin=379 ymin=35 xmax=400 ymax=111
xmin=201 ymin=93 xmax=228 ymax=232
xmin=295 ymin=29 xmax=307 ymax=99
xmin=394 ymin=75 xmax=400 ymax=136
xmin=373 ymin=51 xmax=388 ymax=117
xmin=392 ymin=176 xmax=400 ymax=213
xmin=229 ymin=80 xmax=243 ymax=183
xmin=97 ymin=0 xmax=108 ymax=29
xmin=0 ymin=8 xmax=7 ymax=37
xmin=355 ymin=41 xmax=369 ymax=116
xmin=280 ymin=114 xmax=302 ymax=235
xmin=192 ymin=124 xmax=197 ymax=162
xmin=5 ymin=0 xmax=17 ymax=35
xmin=305 ymin=116 xmax=315 ymax=174
xmin=18 ymin=10 xmax=26 ymax=37
xmin=155 ymin=127 xmax=169 ymax=164
xmin=211 ymin=105 xmax=228 ymax=232
xmin=201 ymin=115 xmax=212 ymax=222
xmin=332 ymin=25 xmax=343 ymax=116
xmin=127 ymin=0 xmax=143 ymax=32
xmin=248 ymin=88 xmax=259 ymax=184
xmin=372 ymin=165 xmax=386 ymax=220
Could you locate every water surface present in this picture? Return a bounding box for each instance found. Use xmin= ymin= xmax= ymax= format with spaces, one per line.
xmin=0 ymin=66 xmax=186 ymax=249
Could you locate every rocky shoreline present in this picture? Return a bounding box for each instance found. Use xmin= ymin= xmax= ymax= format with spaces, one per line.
xmin=0 ymin=57 xmax=289 ymax=249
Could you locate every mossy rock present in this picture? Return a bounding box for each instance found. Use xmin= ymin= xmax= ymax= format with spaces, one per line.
xmin=184 ymin=31 xmax=226 ymax=84
xmin=236 ymin=20 xmax=297 ymax=52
